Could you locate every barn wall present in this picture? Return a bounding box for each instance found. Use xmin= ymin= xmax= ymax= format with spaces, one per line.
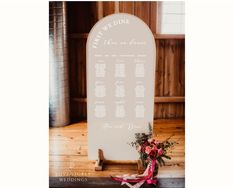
xmin=67 ymin=1 xmax=185 ymax=121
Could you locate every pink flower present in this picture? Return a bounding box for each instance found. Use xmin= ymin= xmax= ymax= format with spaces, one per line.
xmin=145 ymin=146 xmax=152 ymax=154
xmin=152 ymin=144 xmax=158 ymax=151
xmin=158 ymin=148 xmax=163 ymax=156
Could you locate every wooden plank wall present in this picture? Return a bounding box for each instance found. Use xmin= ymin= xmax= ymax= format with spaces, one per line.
xmin=67 ymin=1 xmax=185 ymax=121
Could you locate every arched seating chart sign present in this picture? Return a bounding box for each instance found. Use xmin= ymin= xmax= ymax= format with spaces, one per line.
xmin=87 ymin=13 xmax=156 ymax=160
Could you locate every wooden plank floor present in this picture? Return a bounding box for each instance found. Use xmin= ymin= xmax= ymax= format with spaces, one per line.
xmin=49 ymin=119 xmax=185 ymax=187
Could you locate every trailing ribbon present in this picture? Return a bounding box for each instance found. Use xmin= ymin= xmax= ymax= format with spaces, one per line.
xmin=111 ymin=160 xmax=157 ymax=188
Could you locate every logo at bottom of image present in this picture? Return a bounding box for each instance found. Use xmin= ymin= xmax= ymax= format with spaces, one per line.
xmin=58 ymin=177 xmax=88 ymax=182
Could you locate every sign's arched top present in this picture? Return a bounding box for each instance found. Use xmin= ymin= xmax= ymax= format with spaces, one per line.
xmin=87 ymin=13 xmax=155 ymax=53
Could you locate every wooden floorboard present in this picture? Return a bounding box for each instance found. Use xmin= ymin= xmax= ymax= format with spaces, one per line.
xmin=49 ymin=119 xmax=185 ymax=187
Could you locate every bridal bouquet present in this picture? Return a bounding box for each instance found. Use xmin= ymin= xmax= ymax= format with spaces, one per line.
xmin=130 ymin=124 xmax=176 ymax=176
xmin=111 ymin=124 xmax=176 ymax=188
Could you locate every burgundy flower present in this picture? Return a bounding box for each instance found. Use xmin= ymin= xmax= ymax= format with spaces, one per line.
xmin=149 ymin=150 xmax=157 ymax=159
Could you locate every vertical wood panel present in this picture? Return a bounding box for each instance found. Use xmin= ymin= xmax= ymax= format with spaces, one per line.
xmin=134 ymin=2 xmax=150 ymax=26
xmin=97 ymin=2 xmax=103 ymax=20
xmin=164 ymin=40 xmax=170 ymax=97
xmin=103 ymin=1 xmax=115 ymax=16
xmin=68 ymin=39 xmax=78 ymax=98
xmin=69 ymin=38 xmax=79 ymax=120
xmin=67 ymin=2 xmax=97 ymax=33
xmin=156 ymin=2 xmax=162 ymax=33
xmin=119 ymin=1 xmax=135 ymax=14
xmin=179 ymin=40 xmax=185 ymax=96
xmin=155 ymin=40 xmax=164 ymax=119
xmin=68 ymin=38 xmax=88 ymax=121
xmin=150 ymin=2 xmax=157 ymax=33
xmin=168 ymin=40 xmax=176 ymax=118
xmin=178 ymin=40 xmax=185 ymax=118
xmin=114 ymin=1 xmax=120 ymax=13
xmin=78 ymin=39 xmax=87 ymax=119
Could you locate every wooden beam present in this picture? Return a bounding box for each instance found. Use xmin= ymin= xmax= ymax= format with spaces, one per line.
xmin=69 ymin=33 xmax=88 ymax=39
xmin=72 ymin=97 xmax=185 ymax=103
xmin=73 ymin=97 xmax=87 ymax=102
xmin=154 ymin=34 xmax=185 ymax=39
xmin=154 ymin=96 xmax=185 ymax=103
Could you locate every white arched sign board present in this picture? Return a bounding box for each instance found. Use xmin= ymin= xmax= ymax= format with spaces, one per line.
xmin=87 ymin=13 xmax=156 ymax=160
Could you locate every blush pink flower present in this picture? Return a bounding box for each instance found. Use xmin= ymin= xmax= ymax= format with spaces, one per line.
xmin=136 ymin=145 xmax=141 ymax=152
xmin=145 ymin=146 xmax=152 ymax=154
xmin=148 ymin=138 xmax=153 ymax=143
xmin=158 ymin=148 xmax=163 ymax=156
xmin=154 ymin=140 xmax=159 ymax=145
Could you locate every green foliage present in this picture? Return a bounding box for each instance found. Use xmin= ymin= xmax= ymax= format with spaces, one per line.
xmin=162 ymin=154 xmax=171 ymax=160
xmin=130 ymin=123 xmax=152 ymax=147
xmin=157 ymin=156 xmax=165 ymax=167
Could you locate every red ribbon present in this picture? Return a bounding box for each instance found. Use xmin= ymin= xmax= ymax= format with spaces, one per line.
xmin=111 ymin=160 xmax=157 ymax=185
